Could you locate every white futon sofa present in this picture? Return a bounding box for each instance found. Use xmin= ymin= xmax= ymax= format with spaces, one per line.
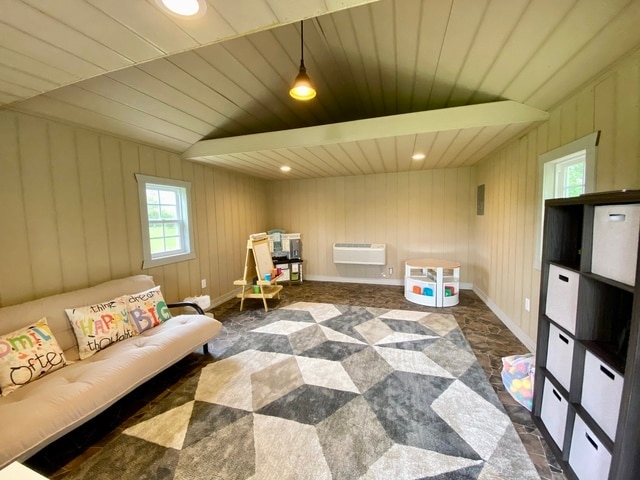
xmin=0 ymin=275 xmax=221 ymax=468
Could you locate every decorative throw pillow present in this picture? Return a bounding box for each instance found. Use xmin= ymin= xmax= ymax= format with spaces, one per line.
xmin=0 ymin=317 xmax=70 ymax=396
xmin=65 ymin=297 xmax=137 ymax=360
xmin=123 ymin=286 xmax=172 ymax=334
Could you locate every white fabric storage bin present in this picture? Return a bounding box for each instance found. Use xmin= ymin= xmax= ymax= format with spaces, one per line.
xmin=569 ymin=414 xmax=612 ymax=480
xmin=546 ymin=323 xmax=574 ymax=390
xmin=592 ymin=204 xmax=640 ymax=286
xmin=580 ymin=350 xmax=624 ymax=440
xmin=545 ymin=265 xmax=579 ymax=334
xmin=540 ymin=377 xmax=569 ymax=450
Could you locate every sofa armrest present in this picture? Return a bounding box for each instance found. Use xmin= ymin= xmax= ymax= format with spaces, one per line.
xmin=166 ymin=301 xmax=205 ymax=315
xmin=165 ymin=302 xmax=210 ymax=355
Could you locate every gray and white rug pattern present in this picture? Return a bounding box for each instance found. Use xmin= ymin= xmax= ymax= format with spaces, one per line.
xmin=64 ymin=302 xmax=539 ymax=479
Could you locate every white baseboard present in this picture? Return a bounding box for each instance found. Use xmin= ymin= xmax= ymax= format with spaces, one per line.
xmin=472 ymin=286 xmax=536 ymax=352
xmin=211 ymin=289 xmax=240 ymax=309
xmin=305 ymin=275 xmax=404 ymax=285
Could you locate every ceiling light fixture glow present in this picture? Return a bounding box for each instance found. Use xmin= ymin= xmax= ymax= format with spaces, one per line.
xmin=412 ymin=153 xmax=426 ymax=160
xmin=290 ymin=21 xmax=316 ymax=101
xmin=157 ymin=0 xmax=206 ymax=17
xmin=280 ymin=166 xmax=291 ymax=172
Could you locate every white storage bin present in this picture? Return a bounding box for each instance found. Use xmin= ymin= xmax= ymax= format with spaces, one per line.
xmin=581 ymin=350 xmax=624 ymax=440
xmin=277 ymin=264 xmax=290 ymax=282
xmin=569 ymin=414 xmax=612 ymax=480
xmin=592 ymin=204 xmax=640 ymax=286
xmin=546 ymin=323 xmax=574 ymax=390
xmin=545 ymin=265 xmax=579 ymax=334
xmin=540 ymin=377 xmax=569 ymax=450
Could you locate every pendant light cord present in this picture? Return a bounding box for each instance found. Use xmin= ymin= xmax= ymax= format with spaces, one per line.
xmin=300 ymin=21 xmax=304 ymax=66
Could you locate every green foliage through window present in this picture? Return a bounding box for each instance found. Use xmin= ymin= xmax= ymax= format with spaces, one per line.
xmin=136 ymin=173 xmax=195 ymax=268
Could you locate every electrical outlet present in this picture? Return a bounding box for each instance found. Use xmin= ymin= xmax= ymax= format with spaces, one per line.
xmin=388 ymin=267 xmax=393 ymax=275
xmin=201 ymin=279 xmax=207 ymax=289
xmin=525 ymin=297 xmax=530 ymax=312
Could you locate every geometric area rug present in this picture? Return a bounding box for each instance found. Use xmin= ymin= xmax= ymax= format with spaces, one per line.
xmin=62 ymin=302 xmax=540 ymax=479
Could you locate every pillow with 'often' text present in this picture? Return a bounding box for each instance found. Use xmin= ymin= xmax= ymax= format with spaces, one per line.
xmin=0 ymin=317 xmax=70 ymax=396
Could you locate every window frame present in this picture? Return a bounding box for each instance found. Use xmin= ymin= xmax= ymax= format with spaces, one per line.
xmin=135 ymin=174 xmax=196 ymax=269
xmin=534 ymin=131 xmax=599 ymax=270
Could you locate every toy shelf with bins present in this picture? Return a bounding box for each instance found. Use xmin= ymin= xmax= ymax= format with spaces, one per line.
xmin=404 ymin=258 xmax=460 ymax=307
xmin=532 ymin=190 xmax=640 ymax=480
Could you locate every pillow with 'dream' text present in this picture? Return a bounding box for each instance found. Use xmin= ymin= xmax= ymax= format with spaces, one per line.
xmin=122 ymin=286 xmax=172 ymax=334
xmin=65 ymin=297 xmax=137 ymax=360
xmin=0 ymin=317 xmax=70 ymax=396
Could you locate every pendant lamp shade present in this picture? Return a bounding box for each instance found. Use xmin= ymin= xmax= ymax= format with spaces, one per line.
xmin=290 ymin=21 xmax=316 ymax=101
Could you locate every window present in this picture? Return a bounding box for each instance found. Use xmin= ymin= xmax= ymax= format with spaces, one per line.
xmin=535 ymin=132 xmax=599 ymax=268
xmin=554 ymin=151 xmax=586 ymax=198
xmin=136 ymin=174 xmax=195 ymax=268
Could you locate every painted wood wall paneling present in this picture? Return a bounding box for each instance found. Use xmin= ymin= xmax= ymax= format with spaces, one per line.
xmin=120 ymin=142 xmax=144 ymax=277
xmin=615 ymin=57 xmax=640 ymax=189
xmin=49 ymin=122 xmax=89 ymax=292
xmin=75 ymin=130 xmax=111 ymax=286
xmin=19 ymin=116 xmax=63 ymax=297
xmin=474 ymin=47 xmax=640 ymax=344
xmin=594 ymin=75 xmax=617 ymax=191
xmin=100 ymin=136 xmax=129 ymax=282
xmin=522 ymin=130 xmax=538 ymax=336
xmin=514 ymin=138 xmax=527 ymax=335
xmin=266 ymin=168 xmax=475 ymax=284
xmin=0 ymin=113 xmax=34 ymax=305
xmin=0 ymin=110 xmax=267 ymax=309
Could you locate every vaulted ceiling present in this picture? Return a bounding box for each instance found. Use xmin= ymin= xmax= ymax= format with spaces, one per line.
xmin=3 ymin=0 xmax=640 ymax=179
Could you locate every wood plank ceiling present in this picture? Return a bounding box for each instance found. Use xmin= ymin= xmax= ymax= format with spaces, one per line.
xmin=2 ymin=0 xmax=640 ymax=179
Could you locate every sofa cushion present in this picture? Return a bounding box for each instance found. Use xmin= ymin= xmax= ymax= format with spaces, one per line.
xmin=0 ymin=318 xmax=70 ymax=396
xmin=65 ymin=298 xmax=138 ymax=360
xmin=123 ymin=286 xmax=172 ymax=334
xmin=0 ymin=312 xmax=221 ymax=467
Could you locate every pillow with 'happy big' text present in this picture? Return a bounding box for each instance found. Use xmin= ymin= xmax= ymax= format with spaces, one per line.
xmin=65 ymin=297 xmax=137 ymax=359
xmin=0 ymin=317 xmax=70 ymax=396
xmin=122 ymin=286 xmax=172 ymax=334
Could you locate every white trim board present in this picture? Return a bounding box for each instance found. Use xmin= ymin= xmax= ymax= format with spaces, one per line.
xmin=184 ymin=101 xmax=548 ymax=160
xmin=472 ymin=286 xmax=536 ymax=352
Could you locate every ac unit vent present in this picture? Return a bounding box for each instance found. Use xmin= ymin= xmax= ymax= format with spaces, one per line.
xmin=333 ymin=243 xmax=386 ymax=265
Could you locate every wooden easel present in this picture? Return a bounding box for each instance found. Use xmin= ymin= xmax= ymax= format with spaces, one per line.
xmin=233 ymin=237 xmax=283 ymax=311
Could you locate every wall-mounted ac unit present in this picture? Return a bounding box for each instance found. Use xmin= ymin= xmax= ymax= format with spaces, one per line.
xmin=333 ymin=243 xmax=386 ymax=265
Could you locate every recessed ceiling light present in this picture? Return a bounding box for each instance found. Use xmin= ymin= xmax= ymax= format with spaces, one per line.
xmin=156 ymin=0 xmax=207 ymax=17
xmin=280 ymin=166 xmax=291 ymax=172
xmin=412 ymin=153 xmax=426 ymax=160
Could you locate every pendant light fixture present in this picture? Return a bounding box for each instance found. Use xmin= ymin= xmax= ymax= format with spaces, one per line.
xmin=289 ymin=20 xmax=316 ymax=101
